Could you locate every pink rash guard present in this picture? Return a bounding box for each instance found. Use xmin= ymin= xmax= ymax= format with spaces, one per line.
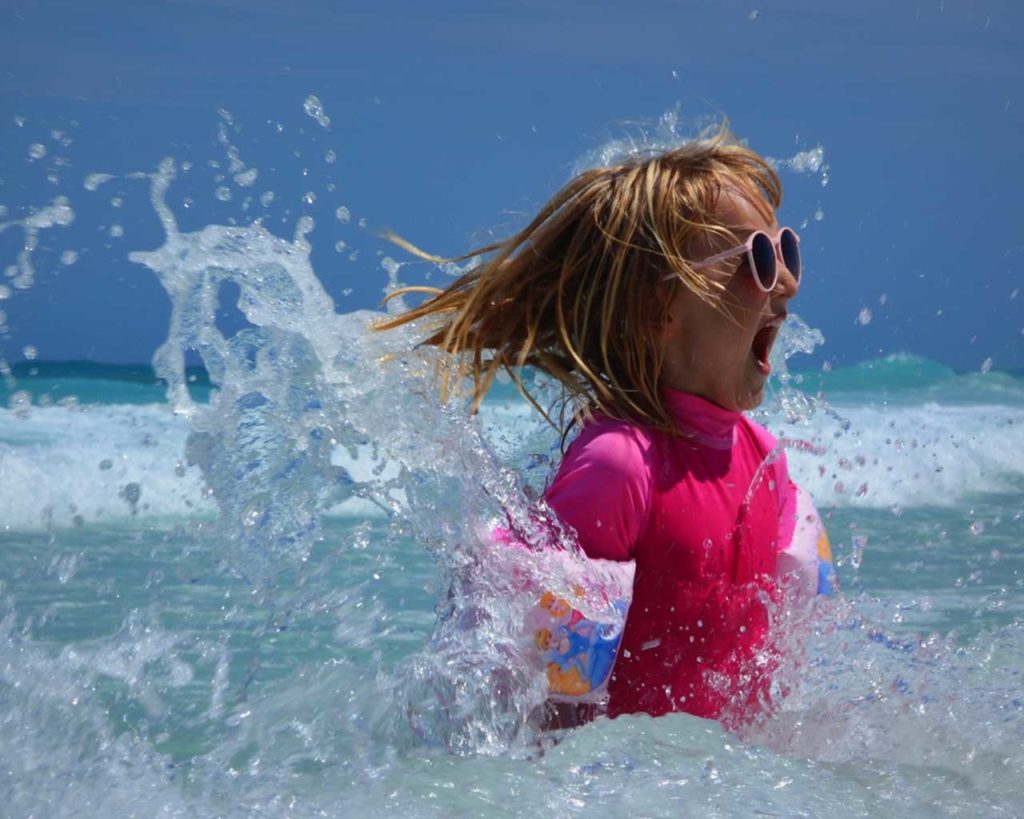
xmin=544 ymin=388 xmax=797 ymax=724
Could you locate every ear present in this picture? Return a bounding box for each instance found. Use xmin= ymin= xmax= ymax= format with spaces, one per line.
xmin=660 ymin=296 xmax=680 ymax=329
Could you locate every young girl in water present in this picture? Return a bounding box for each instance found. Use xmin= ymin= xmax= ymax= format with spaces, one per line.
xmin=377 ymin=126 xmax=826 ymax=727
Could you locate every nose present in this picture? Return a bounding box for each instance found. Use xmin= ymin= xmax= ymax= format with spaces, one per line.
xmin=773 ymin=249 xmax=800 ymax=300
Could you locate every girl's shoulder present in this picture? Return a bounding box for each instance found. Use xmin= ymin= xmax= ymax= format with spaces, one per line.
xmin=737 ymin=415 xmax=793 ymax=495
xmin=546 ymin=415 xmax=655 ymax=562
xmin=568 ymin=415 xmax=656 ymax=466
xmin=737 ymin=413 xmax=780 ymax=454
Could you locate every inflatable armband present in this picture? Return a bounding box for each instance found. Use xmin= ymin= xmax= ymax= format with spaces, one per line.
xmin=519 ymin=485 xmax=836 ymax=702
xmin=777 ymin=484 xmax=837 ymax=597
xmin=525 ymin=590 xmax=627 ymax=700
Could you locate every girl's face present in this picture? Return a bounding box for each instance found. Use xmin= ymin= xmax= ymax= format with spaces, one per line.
xmin=658 ymin=187 xmax=799 ymax=411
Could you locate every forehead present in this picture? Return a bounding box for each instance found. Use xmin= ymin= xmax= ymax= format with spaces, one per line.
xmin=713 ymin=184 xmax=778 ymax=236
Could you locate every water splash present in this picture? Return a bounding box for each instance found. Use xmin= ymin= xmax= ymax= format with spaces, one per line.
xmin=302 ymin=95 xmax=332 ymax=130
xmin=3 ymin=112 xmax=1024 ymax=817
xmin=125 ymin=157 xmax=611 ymax=754
xmin=571 ymin=107 xmax=721 ymax=172
xmin=0 ymin=195 xmax=75 ymax=292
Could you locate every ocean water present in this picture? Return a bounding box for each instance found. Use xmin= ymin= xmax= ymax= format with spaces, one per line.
xmin=2 ymin=151 xmax=1024 ymax=817
xmin=2 ymin=351 xmax=1023 ymax=817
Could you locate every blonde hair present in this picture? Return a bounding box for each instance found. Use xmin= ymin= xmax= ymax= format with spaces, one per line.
xmin=374 ymin=124 xmax=782 ymax=438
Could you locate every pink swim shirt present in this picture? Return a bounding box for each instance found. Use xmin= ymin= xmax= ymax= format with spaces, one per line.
xmin=544 ymin=388 xmax=796 ymax=724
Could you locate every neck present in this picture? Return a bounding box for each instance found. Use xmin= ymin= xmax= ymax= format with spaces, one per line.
xmin=662 ymin=387 xmax=740 ymax=449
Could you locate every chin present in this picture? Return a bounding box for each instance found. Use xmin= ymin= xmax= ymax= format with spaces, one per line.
xmin=737 ymin=381 xmax=767 ymax=411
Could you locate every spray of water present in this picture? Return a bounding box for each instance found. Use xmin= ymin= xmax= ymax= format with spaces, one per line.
xmin=2 ymin=110 xmax=1023 ymax=816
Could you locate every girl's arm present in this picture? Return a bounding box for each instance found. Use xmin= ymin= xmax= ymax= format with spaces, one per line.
xmin=543 ymin=420 xmax=652 ymax=562
xmin=775 ymin=452 xmax=837 ymax=597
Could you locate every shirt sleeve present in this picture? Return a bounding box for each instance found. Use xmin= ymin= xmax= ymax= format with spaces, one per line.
xmin=774 ymin=448 xmax=799 ymax=553
xmin=543 ymin=421 xmax=652 ymax=562
xmin=745 ymin=418 xmax=798 ymax=551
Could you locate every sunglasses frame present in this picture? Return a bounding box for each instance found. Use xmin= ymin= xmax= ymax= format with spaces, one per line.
xmin=664 ymin=227 xmax=801 ymax=293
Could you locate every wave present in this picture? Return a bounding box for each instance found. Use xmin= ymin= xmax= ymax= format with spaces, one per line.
xmin=791 ymin=351 xmax=1024 ymax=404
xmin=6 ymin=353 xmax=1023 ymax=406
xmin=2 ymin=384 xmax=1023 ymax=530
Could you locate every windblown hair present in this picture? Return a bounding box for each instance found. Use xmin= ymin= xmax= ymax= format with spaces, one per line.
xmin=374 ymin=124 xmax=782 ymax=437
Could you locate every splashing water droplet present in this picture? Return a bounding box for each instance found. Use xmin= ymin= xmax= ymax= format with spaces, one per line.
xmin=60 ymin=250 xmax=78 ymax=265
xmin=857 ymin=307 xmax=872 ymax=326
xmin=303 ymin=95 xmax=331 ymax=129
xmin=335 ymin=206 xmax=351 ymax=224
xmin=28 ymin=143 xmax=47 ymax=160
xmin=215 ymin=186 xmax=232 ymax=202
xmin=294 ymin=216 xmax=315 ymax=242
xmin=234 ymin=168 xmax=258 ymax=187
xmin=969 ymin=520 xmax=985 ymax=536
xmin=325 ymin=149 xmax=337 ymax=164
xmin=980 ymin=357 xmax=993 ymax=374
xmin=778 ymin=146 xmax=823 ymax=173
xmin=22 ymin=345 xmax=38 ymax=360
xmin=109 ymin=224 xmax=124 ymax=238
xmin=119 ymin=482 xmax=142 ymax=515
xmin=851 ymin=535 xmax=867 ymax=569
xmin=334 ymin=240 xmax=347 ymax=253
xmin=50 ymin=129 xmax=70 ymax=146
xmin=84 ymin=173 xmax=115 ymax=191
xmin=259 ymin=191 xmax=275 ymax=207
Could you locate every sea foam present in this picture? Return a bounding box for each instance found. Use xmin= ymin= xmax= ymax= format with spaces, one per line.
xmin=2 ymin=390 xmax=1022 ymax=531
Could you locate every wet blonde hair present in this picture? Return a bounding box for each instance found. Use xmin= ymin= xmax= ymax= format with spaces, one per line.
xmin=374 ymin=124 xmax=782 ymax=438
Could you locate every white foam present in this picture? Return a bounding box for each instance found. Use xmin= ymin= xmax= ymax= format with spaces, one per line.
xmin=0 ymin=403 xmax=211 ymax=529
xmin=2 ymin=392 xmax=1022 ymax=532
xmin=478 ymin=394 xmax=1024 ymax=510
xmin=0 ymin=401 xmax=408 ymax=530
xmin=775 ymin=401 xmax=1024 ymax=509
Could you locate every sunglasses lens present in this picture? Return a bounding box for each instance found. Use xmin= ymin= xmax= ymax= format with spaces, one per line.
xmin=750 ymin=231 xmax=777 ymax=290
xmin=780 ymin=228 xmax=801 ymax=282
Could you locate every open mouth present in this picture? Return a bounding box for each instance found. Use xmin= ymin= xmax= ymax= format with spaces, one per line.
xmin=751 ymin=324 xmax=779 ymax=375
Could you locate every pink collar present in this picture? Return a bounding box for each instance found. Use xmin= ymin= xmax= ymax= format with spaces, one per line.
xmin=662 ymin=389 xmax=740 ymax=450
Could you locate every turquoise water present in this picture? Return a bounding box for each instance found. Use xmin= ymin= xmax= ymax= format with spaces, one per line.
xmin=1 ymin=149 xmax=1023 ymax=816
xmin=2 ymin=352 xmax=1023 ymax=816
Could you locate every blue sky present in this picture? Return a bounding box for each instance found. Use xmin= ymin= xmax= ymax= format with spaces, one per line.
xmin=1 ymin=0 xmax=1022 ymax=371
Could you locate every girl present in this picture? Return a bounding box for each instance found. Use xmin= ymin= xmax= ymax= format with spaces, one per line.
xmin=376 ymin=125 xmax=827 ymax=727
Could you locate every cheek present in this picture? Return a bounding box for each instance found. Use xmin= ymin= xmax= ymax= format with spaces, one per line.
xmin=721 ymin=280 xmax=768 ymax=317
xmin=692 ymin=311 xmax=745 ymax=356
xmin=662 ymin=289 xmax=759 ymax=361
